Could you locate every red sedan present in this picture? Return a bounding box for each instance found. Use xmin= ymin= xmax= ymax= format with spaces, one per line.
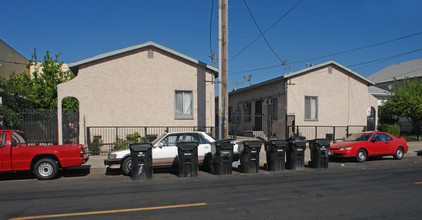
xmin=329 ymin=132 xmax=408 ymax=162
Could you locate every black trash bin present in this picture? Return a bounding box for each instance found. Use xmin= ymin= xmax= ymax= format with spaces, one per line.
xmin=177 ymin=142 xmax=199 ymax=177
xmin=286 ymin=136 xmax=306 ymax=170
xmin=212 ymin=139 xmax=234 ymax=175
xmin=309 ymin=139 xmax=331 ymax=168
xmin=239 ymin=140 xmax=262 ymax=173
xmin=129 ymin=143 xmax=153 ymax=181
xmin=265 ymin=140 xmax=288 ymax=171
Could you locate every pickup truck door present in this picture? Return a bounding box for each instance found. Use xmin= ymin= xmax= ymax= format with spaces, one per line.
xmin=0 ymin=131 xmax=12 ymax=171
xmin=10 ymin=131 xmax=32 ymax=171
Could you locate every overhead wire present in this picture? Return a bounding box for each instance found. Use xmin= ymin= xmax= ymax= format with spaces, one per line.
xmin=293 ymin=31 xmax=422 ymax=64
xmin=347 ymin=48 xmax=422 ymax=68
xmin=242 ymin=0 xmax=284 ymax=65
xmin=230 ymin=0 xmax=303 ymax=63
xmin=230 ymin=31 xmax=422 ymax=74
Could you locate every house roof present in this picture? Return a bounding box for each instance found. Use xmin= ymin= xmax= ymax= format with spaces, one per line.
xmin=230 ymin=60 xmax=374 ymax=95
xmin=368 ymin=86 xmax=389 ymax=97
xmin=68 ymin=41 xmax=218 ymax=75
xmin=367 ymin=58 xmax=422 ymax=84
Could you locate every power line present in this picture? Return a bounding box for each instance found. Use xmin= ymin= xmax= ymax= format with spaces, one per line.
xmin=294 ymin=31 xmax=422 ymax=64
xmin=242 ymin=0 xmax=284 ymax=64
xmin=230 ymin=31 xmax=422 ymax=74
xmin=230 ymin=0 xmax=303 ymax=62
xmin=231 ymin=48 xmax=422 ymax=75
xmin=0 ymin=60 xmax=26 ymax=65
xmin=347 ymin=48 xmax=422 ymax=68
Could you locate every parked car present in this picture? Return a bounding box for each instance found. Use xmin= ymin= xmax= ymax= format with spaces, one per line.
xmin=104 ymin=131 xmax=239 ymax=175
xmin=0 ymin=130 xmax=89 ymax=180
xmin=329 ymin=132 xmax=408 ymax=162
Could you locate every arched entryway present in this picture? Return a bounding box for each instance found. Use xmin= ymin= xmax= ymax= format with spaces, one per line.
xmin=61 ymin=97 xmax=79 ymax=144
xmin=367 ymin=107 xmax=376 ymax=131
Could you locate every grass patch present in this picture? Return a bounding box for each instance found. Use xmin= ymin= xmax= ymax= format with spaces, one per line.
xmin=402 ymin=135 xmax=420 ymax=142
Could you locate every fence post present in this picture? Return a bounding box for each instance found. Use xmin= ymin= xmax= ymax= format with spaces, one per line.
xmin=87 ymin=127 xmax=91 ymax=146
xmin=144 ymin=127 xmax=148 ymax=143
xmin=333 ymin=126 xmax=336 ymax=143
xmin=115 ymin=127 xmax=118 ymax=151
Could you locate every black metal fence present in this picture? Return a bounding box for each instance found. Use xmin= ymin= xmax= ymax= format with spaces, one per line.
xmin=0 ymin=109 xmax=80 ymax=145
xmin=87 ymin=126 xmax=216 ymax=153
xmin=1 ymin=109 xmax=59 ymax=145
xmin=287 ymin=125 xmax=367 ymax=142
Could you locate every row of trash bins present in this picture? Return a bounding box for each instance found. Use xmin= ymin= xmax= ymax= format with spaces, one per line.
xmin=129 ymin=136 xmax=331 ymax=181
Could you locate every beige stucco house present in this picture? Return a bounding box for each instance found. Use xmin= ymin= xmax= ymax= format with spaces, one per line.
xmin=58 ymin=41 xmax=217 ymax=145
xmin=228 ymin=61 xmax=378 ymax=140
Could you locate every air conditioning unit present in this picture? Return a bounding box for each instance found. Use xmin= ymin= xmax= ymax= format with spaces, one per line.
xmin=265 ymin=99 xmax=273 ymax=105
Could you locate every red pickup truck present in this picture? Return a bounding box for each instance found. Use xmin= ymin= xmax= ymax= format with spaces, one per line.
xmin=0 ymin=130 xmax=89 ymax=180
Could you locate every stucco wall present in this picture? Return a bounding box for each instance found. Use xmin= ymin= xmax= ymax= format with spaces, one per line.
xmin=58 ymin=47 xmax=215 ymax=144
xmin=287 ymin=65 xmax=378 ymax=126
xmin=229 ymin=81 xmax=287 ymax=139
xmin=0 ymin=40 xmax=27 ymax=78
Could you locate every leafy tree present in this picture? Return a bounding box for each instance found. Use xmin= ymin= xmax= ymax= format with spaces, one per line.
xmin=0 ymin=49 xmax=77 ymax=126
xmin=382 ymin=77 xmax=422 ymax=140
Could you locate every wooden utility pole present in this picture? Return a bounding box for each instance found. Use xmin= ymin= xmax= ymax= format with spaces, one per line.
xmin=218 ymin=0 xmax=229 ymax=139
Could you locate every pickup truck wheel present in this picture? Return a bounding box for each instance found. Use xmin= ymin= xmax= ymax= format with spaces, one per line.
xmin=34 ymin=158 xmax=59 ymax=180
xmin=122 ymin=157 xmax=132 ymax=176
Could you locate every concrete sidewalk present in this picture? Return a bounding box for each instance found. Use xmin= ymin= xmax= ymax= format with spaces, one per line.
xmin=86 ymin=141 xmax=422 ymax=170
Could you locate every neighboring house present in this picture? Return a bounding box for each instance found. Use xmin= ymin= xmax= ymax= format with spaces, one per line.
xmin=368 ymin=58 xmax=422 ymax=133
xmin=57 ymin=41 xmax=217 ymax=145
xmin=0 ymin=39 xmax=28 ymax=79
xmin=228 ymin=60 xmax=378 ymax=140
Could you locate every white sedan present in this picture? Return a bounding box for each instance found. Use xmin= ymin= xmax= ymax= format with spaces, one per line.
xmin=104 ymin=131 xmax=239 ymax=175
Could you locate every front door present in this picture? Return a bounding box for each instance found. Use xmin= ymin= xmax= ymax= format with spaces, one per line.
xmin=255 ymin=100 xmax=263 ymax=131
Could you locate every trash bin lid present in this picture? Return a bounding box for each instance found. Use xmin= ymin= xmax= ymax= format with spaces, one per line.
xmin=215 ymin=139 xmax=234 ymax=149
xmin=177 ymin=141 xmax=199 ymax=150
xmin=312 ymin=138 xmax=331 ymax=146
xmin=269 ymin=140 xmax=288 ymax=148
xmin=130 ymin=143 xmax=152 ymax=152
xmin=243 ymin=140 xmax=262 ymax=149
xmin=288 ymin=137 xmax=306 ymax=146
xmin=289 ymin=136 xmax=306 ymax=140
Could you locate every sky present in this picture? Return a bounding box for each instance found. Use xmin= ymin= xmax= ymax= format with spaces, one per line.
xmin=1 ymin=0 xmax=422 ymax=92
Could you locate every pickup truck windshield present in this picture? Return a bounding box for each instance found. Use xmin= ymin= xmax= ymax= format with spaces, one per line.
xmin=12 ymin=132 xmax=28 ymax=145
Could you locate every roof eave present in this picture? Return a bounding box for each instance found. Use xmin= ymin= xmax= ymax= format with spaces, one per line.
xmin=68 ymin=41 xmax=218 ymax=76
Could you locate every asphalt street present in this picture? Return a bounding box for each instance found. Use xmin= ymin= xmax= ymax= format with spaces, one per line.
xmin=1 ymin=153 xmax=422 ymax=220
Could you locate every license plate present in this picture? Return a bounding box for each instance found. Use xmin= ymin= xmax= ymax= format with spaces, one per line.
xmin=328 ymin=151 xmax=334 ymax=156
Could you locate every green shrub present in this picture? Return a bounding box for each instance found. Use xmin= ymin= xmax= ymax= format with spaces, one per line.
xmin=378 ymin=123 xmax=401 ymax=137
xmin=112 ymin=132 xmax=143 ymax=151
xmin=88 ymin=136 xmax=102 ymax=155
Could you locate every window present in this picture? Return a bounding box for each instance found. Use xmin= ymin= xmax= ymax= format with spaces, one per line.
xmin=267 ymin=98 xmax=278 ymax=120
xmin=305 ymin=96 xmax=318 ymax=120
xmin=175 ymin=91 xmax=193 ymax=120
xmin=1 ymin=132 xmax=6 ymax=148
xmin=371 ymin=133 xmax=393 ymax=142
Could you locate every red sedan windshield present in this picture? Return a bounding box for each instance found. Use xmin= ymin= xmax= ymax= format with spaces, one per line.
xmin=345 ymin=133 xmax=373 ymax=142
